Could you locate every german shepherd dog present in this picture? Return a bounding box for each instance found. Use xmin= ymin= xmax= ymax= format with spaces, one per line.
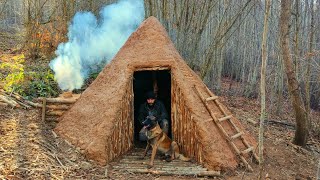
xmin=141 ymin=117 xmax=191 ymax=168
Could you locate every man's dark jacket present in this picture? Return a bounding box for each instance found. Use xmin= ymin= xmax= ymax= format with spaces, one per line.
xmin=138 ymin=100 xmax=168 ymax=124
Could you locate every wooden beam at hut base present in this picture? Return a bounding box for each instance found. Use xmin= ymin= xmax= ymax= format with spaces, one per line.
xmin=36 ymin=97 xmax=78 ymax=104
xmin=119 ymin=168 xmax=221 ymax=177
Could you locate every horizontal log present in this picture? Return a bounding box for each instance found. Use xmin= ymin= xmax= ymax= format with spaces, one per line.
xmin=134 ymin=66 xmax=170 ymax=71
xmin=36 ymin=97 xmax=79 ymax=104
xmin=113 ymin=165 xmax=206 ymax=170
xmin=16 ymin=100 xmax=31 ymax=109
xmin=0 ymin=92 xmax=31 ymax=109
xmin=118 ymin=160 xmax=198 ymax=167
xmin=45 ymin=117 xmax=59 ymax=122
xmin=120 ymin=168 xmax=220 ymax=177
xmin=0 ymin=102 xmax=8 ymax=106
xmin=198 ymin=171 xmax=221 ymax=177
xmin=46 ymin=110 xmax=66 ymax=116
xmin=0 ymin=90 xmax=19 ymax=100
xmin=25 ymin=101 xmax=70 ymax=110
xmin=25 ymin=100 xmax=42 ymax=108
xmin=46 ymin=104 xmax=70 ymax=110
xmin=266 ymin=119 xmax=295 ymax=127
xmin=0 ymin=95 xmax=19 ymax=108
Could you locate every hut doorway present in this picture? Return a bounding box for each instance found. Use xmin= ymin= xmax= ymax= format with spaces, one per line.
xmin=133 ymin=70 xmax=171 ymax=147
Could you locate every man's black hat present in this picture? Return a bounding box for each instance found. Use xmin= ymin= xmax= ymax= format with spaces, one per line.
xmin=146 ymin=91 xmax=156 ymax=99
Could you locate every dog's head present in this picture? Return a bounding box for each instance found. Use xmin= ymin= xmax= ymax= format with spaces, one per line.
xmin=142 ymin=117 xmax=158 ymax=130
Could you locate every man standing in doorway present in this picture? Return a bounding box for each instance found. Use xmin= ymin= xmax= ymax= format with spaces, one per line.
xmin=138 ymin=91 xmax=169 ymax=141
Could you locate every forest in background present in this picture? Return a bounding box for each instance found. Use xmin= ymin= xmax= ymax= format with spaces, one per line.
xmin=0 ymin=0 xmax=319 ymax=139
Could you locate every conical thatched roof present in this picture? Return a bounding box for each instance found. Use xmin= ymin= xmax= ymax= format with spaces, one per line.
xmin=55 ymin=16 xmax=256 ymax=171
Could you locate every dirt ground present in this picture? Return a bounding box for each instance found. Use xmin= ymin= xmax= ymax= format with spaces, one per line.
xmin=0 ymin=85 xmax=319 ymax=179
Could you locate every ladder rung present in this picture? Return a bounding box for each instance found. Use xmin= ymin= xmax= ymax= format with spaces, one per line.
xmin=241 ymin=146 xmax=254 ymax=155
xmin=204 ymin=118 xmax=214 ymax=122
xmin=206 ymin=96 xmax=218 ymax=101
xmin=218 ymin=115 xmax=232 ymax=122
xmin=231 ymin=132 xmax=243 ymax=140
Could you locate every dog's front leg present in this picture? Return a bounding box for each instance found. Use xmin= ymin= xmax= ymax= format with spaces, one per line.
xmin=148 ymin=143 xmax=159 ymax=168
xmin=141 ymin=142 xmax=151 ymax=159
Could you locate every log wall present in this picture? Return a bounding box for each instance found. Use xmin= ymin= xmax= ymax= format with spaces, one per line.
xmin=106 ymin=80 xmax=134 ymax=162
xmin=171 ymin=77 xmax=204 ymax=164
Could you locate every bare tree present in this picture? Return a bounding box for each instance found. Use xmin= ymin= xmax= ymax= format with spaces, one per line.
xmin=305 ymin=0 xmax=315 ymax=129
xmin=279 ymin=0 xmax=309 ymax=146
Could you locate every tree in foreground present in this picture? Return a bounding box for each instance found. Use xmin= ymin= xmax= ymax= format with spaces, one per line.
xmin=279 ymin=0 xmax=309 ymax=147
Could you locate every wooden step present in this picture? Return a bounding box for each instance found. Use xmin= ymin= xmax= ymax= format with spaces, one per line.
xmin=218 ymin=115 xmax=232 ymax=122
xmin=206 ymin=96 xmax=218 ymax=101
xmin=241 ymin=146 xmax=254 ymax=155
xmin=117 ymin=168 xmax=221 ymax=177
xmin=111 ymin=147 xmax=221 ymax=177
xmin=204 ymin=118 xmax=214 ymax=122
xmin=230 ymin=132 xmax=243 ymax=140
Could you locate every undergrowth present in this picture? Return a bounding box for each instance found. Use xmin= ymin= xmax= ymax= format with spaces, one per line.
xmin=0 ymin=53 xmax=60 ymax=99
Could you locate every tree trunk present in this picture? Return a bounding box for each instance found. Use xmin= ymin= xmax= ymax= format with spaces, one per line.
xmin=279 ymin=0 xmax=309 ymax=147
xmin=259 ymin=0 xmax=271 ymax=179
xmin=305 ymin=0 xmax=314 ymax=131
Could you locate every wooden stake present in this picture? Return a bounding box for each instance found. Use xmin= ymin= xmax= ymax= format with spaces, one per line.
xmin=42 ymin=98 xmax=46 ymax=121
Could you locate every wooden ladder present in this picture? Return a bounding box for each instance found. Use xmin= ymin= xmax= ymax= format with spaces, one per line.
xmin=194 ymin=85 xmax=259 ymax=171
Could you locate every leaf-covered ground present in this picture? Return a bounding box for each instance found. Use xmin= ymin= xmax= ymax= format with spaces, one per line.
xmin=0 ymin=79 xmax=319 ymax=179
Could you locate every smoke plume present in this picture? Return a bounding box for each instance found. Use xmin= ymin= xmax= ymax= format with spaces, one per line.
xmin=50 ymin=0 xmax=144 ymax=91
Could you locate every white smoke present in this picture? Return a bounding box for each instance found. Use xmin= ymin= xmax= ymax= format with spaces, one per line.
xmin=50 ymin=0 xmax=145 ymax=91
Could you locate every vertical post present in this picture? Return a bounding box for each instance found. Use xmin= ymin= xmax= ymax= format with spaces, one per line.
xmin=259 ymin=0 xmax=271 ymax=178
xmin=152 ymin=71 xmax=158 ymax=97
xmin=42 ymin=98 xmax=46 ymax=121
xmin=317 ymin=159 xmax=320 ymax=180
